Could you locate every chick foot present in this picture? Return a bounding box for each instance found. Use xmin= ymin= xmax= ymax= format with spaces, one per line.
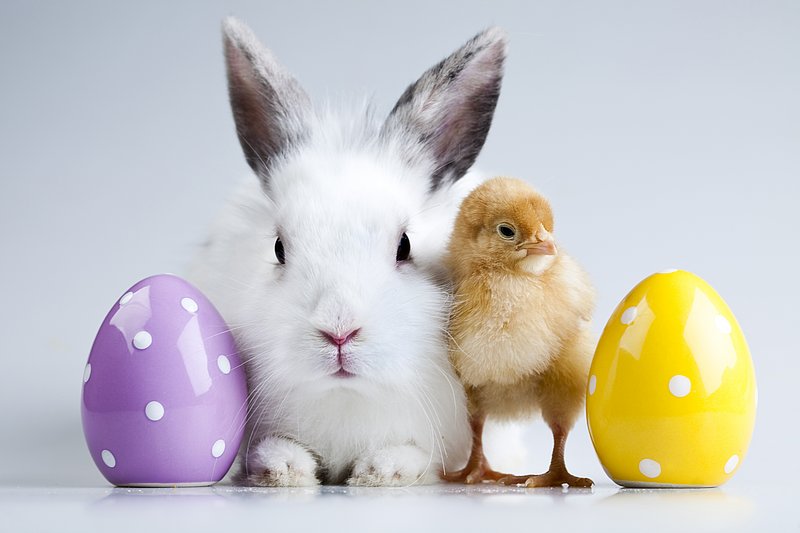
xmin=442 ymin=455 xmax=508 ymax=484
xmin=497 ymin=424 xmax=593 ymax=488
xmin=442 ymin=412 xmax=509 ymax=484
xmin=498 ymin=469 xmax=593 ymax=488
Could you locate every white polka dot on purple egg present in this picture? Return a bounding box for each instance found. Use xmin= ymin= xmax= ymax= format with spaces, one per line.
xmin=119 ymin=292 xmax=133 ymax=305
xmin=145 ymin=401 xmax=165 ymax=421
xmin=217 ymin=355 xmax=231 ymax=375
xmin=101 ymin=449 xmax=116 ymax=468
xmin=133 ymin=331 xmax=152 ymax=350
xmin=181 ymin=297 xmax=199 ymax=314
xmin=211 ymin=439 xmax=226 ymax=458
xmin=83 ymin=363 xmax=92 ymax=384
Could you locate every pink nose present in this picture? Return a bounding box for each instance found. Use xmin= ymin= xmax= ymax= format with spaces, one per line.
xmin=320 ymin=329 xmax=360 ymax=347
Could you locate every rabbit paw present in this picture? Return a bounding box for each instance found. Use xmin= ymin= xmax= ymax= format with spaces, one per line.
xmin=348 ymin=444 xmax=436 ymax=487
xmin=244 ymin=436 xmax=320 ymax=487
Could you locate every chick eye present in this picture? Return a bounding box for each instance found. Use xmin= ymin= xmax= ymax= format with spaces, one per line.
xmin=497 ymin=224 xmax=516 ymax=240
xmin=275 ymin=237 xmax=285 ymax=264
xmin=396 ymin=233 xmax=411 ymax=262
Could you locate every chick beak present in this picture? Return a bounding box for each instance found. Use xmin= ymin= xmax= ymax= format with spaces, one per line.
xmin=517 ymin=226 xmax=558 ymax=256
xmin=518 ymin=240 xmax=557 ymax=256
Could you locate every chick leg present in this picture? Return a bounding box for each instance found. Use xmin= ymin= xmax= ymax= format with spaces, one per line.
xmin=442 ymin=413 xmax=509 ymax=484
xmin=498 ymin=330 xmax=594 ymax=488
xmin=498 ymin=425 xmax=592 ymax=488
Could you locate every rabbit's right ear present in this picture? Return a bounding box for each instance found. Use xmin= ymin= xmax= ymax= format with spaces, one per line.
xmin=223 ymin=17 xmax=311 ymax=184
xmin=383 ymin=27 xmax=507 ymax=190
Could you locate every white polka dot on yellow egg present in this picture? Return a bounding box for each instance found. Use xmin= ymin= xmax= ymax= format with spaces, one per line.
xmin=639 ymin=459 xmax=661 ymax=478
xmin=621 ymin=306 xmax=637 ymax=325
xmin=588 ymin=375 xmax=597 ymax=395
xmin=669 ymin=375 xmax=691 ymax=398
xmin=725 ymin=455 xmax=739 ymax=474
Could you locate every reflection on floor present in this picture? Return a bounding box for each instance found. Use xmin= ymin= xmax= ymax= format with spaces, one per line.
xmin=1 ymin=482 xmax=788 ymax=532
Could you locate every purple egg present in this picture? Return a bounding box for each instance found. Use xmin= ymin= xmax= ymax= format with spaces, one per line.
xmin=81 ymin=274 xmax=248 ymax=486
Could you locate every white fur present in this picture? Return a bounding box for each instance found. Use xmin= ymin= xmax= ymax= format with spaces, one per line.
xmin=245 ymin=436 xmax=319 ymax=487
xmin=190 ymin=19 xmax=506 ymax=486
xmin=349 ymin=444 xmax=438 ymax=486
xmin=189 ymin=114 xmax=479 ymax=485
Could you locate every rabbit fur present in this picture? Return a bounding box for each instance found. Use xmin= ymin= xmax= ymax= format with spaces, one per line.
xmin=189 ymin=17 xmax=507 ymax=486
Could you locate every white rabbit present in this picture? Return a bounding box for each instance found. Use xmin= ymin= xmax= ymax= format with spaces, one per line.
xmin=189 ymin=17 xmax=507 ymax=486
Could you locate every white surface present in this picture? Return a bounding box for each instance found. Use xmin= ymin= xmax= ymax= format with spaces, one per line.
xmin=0 ymin=483 xmax=793 ymax=533
xmin=0 ymin=0 xmax=798 ymax=530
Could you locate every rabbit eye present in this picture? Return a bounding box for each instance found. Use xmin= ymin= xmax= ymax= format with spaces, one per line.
xmin=275 ymin=237 xmax=285 ymax=264
xmin=396 ymin=233 xmax=411 ymax=262
xmin=497 ymin=224 xmax=516 ymax=240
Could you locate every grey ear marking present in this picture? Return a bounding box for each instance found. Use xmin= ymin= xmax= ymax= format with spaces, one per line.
xmin=384 ymin=27 xmax=507 ymax=189
xmin=223 ymin=17 xmax=311 ymax=184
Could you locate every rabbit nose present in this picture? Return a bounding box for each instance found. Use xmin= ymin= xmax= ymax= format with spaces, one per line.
xmin=320 ymin=329 xmax=360 ymax=347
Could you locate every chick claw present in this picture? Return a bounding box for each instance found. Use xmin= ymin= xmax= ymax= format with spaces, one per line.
xmin=442 ymin=460 xmax=508 ymax=484
xmin=498 ymin=470 xmax=593 ymax=489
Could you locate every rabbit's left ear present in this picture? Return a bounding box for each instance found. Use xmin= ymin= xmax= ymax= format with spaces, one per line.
xmin=383 ymin=27 xmax=507 ymax=189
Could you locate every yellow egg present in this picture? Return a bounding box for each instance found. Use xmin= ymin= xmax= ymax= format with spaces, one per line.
xmin=586 ymin=270 xmax=757 ymax=487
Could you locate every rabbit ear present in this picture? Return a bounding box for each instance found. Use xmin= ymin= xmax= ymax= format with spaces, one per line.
xmin=223 ymin=17 xmax=311 ymax=182
xmin=384 ymin=27 xmax=507 ymax=189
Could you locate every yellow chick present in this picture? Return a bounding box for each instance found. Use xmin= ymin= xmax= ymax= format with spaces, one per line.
xmin=443 ymin=177 xmax=595 ymax=487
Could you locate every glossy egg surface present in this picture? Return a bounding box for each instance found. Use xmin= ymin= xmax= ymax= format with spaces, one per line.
xmin=587 ymin=270 xmax=756 ymax=487
xmin=81 ymin=274 xmax=248 ymax=486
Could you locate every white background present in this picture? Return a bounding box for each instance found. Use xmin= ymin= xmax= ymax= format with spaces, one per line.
xmin=1 ymin=1 xmax=797 ymax=530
